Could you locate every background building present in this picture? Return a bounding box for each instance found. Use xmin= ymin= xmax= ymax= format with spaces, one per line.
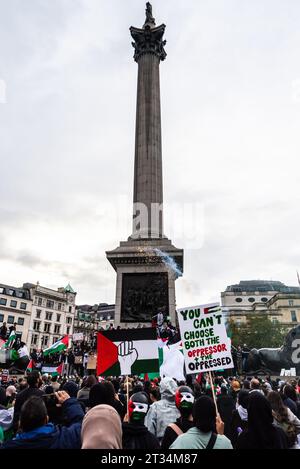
xmin=0 ymin=283 xmax=32 ymax=343
xmin=222 ymin=280 xmax=300 ymax=328
xmin=74 ymin=303 xmax=115 ymax=344
xmin=24 ymin=283 xmax=76 ymax=352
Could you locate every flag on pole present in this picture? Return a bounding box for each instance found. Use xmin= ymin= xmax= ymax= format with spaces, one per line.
xmin=43 ymin=335 xmax=69 ymax=356
xmin=4 ymin=330 xmax=16 ymax=349
xmin=97 ymin=328 xmax=159 ymax=376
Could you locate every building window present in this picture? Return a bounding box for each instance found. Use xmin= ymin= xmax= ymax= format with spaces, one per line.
xmin=107 ymin=315 xmax=111 ymax=320
xmin=16 ymin=291 xmax=23 ymax=298
xmin=36 ymin=310 xmax=41 ymax=319
xmin=291 ymin=311 xmax=297 ymax=322
xmin=10 ymin=300 xmax=17 ymax=308
xmin=56 ymin=314 xmax=61 ymax=322
xmin=20 ymin=303 xmax=27 ymax=310
xmin=33 ymin=321 xmax=41 ymax=331
xmin=0 ymin=298 xmax=7 ymax=306
xmin=7 ymin=316 xmax=15 ymax=324
xmin=99 ymin=316 xmax=103 ymax=321
xmin=272 ymin=317 xmax=279 ymax=324
xmin=38 ymin=297 xmax=43 ymax=306
xmin=0 ymin=314 xmax=4 ymax=323
xmin=289 ymin=300 xmax=294 ymax=307
xmin=45 ymin=312 xmax=52 ymax=321
xmin=0 ymin=288 xmax=4 ymax=294
xmin=261 ymin=297 xmax=268 ymax=303
xmin=44 ymin=323 xmax=51 ymax=333
xmin=41 ymin=336 xmax=49 ymax=347
xmin=8 ymin=289 xmax=14 ymax=296
xmin=235 ymin=298 xmax=242 ymax=303
xmin=46 ymin=300 xmax=54 ymax=309
xmin=54 ymin=324 xmax=61 ymax=334
xmin=66 ymin=317 xmax=72 ymax=324
xmin=53 ymin=337 xmax=58 ymax=344
xmin=67 ymin=326 xmax=70 ymax=335
xmin=18 ymin=318 xmax=24 ymax=326
xmin=31 ymin=334 xmax=38 ymax=345
xmin=58 ymin=303 xmax=62 ymax=311
xmin=248 ymin=297 xmax=255 ymax=303
xmin=68 ymin=306 xmax=72 ymax=313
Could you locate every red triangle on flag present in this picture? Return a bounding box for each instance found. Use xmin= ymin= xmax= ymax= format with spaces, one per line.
xmin=97 ymin=333 xmax=118 ymax=375
xmin=57 ymin=363 xmax=64 ymax=375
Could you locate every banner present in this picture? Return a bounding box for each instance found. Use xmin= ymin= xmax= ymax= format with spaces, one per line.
xmin=97 ymin=328 xmax=159 ymax=376
xmin=177 ymin=303 xmax=233 ymax=374
xmin=72 ymin=333 xmax=84 ymax=342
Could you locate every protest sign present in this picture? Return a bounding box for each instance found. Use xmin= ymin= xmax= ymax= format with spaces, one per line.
xmin=177 ymin=303 xmax=233 ymax=374
xmin=72 ymin=333 xmax=84 ymax=342
xmin=97 ymin=328 xmax=159 ymax=376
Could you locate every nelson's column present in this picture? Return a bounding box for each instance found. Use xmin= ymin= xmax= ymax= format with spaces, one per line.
xmin=106 ymin=4 xmax=183 ymax=327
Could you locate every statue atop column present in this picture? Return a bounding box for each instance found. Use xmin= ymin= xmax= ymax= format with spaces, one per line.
xmin=144 ymin=2 xmax=156 ymax=28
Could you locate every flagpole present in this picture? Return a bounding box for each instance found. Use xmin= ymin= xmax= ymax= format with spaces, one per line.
xmin=126 ymin=376 xmax=129 ymax=418
xmin=208 ymin=370 xmax=218 ymax=416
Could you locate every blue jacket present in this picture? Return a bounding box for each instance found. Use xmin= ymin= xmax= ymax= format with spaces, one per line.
xmin=1 ymin=398 xmax=84 ymax=449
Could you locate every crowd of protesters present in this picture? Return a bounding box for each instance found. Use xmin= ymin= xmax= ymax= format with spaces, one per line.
xmin=1 ymin=368 xmax=300 ymax=449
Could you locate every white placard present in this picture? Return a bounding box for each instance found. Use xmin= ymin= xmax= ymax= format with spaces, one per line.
xmin=177 ymin=303 xmax=233 ymax=374
xmin=72 ymin=333 xmax=84 ymax=342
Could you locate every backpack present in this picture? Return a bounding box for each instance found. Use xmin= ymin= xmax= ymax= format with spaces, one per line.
xmin=280 ymin=421 xmax=297 ymax=448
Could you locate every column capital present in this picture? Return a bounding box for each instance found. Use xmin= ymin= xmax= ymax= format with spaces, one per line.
xmin=130 ymin=24 xmax=167 ymax=63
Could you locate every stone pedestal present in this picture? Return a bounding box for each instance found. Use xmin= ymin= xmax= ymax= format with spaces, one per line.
xmin=106 ymin=238 xmax=183 ymax=327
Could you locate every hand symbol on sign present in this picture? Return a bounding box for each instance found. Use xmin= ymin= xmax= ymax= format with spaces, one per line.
xmin=118 ymin=341 xmax=138 ymax=376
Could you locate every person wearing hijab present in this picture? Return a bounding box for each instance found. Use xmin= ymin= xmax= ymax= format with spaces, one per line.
xmin=81 ymin=404 xmax=122 ymax=449
xmin=161 ymin=385 xmax=195 ymax=449
xmin=236 ymin=392 xmax=289 ymax=449
xmin=229 ymin=389 xmax=249 ymax=448
xmin=89 ymin=381 xmax=124 ymax=419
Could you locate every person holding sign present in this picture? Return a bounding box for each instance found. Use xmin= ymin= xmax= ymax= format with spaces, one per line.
xmin=170 ymin=395 xmax=233 ymax=449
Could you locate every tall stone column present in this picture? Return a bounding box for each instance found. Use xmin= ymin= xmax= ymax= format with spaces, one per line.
xmin=130 ymin=15 xmax=166 ymax=239
xmin=106 ymin=4 xmax=183 ymax=327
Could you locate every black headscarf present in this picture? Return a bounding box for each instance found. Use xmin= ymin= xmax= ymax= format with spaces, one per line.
xmin=237 ymin=392 xmax=287 ymax=449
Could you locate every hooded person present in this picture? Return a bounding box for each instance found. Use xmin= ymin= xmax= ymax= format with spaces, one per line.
xmin=144 ymin=377 xmax=180 ymax=443
xmin=81 ymin=404 xmax=122 ymax=449
xmin=89 ymin=381 xmax=125 ymax=419
xmin=122 ymin=392 xmax=160 ymax=450
xmin=229 ymin=389 xmax=249 ymax=448
xmin=161 ymin=385 xmax=195 ymax=449
xmin=236 ymin=392 xmax=289 ymax=449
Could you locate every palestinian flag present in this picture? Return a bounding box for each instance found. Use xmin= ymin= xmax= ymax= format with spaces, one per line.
xmin=203 ymin=304 xmax=221 ymax=315
xmin=26 ymin=359 xmax=34 ymax=373
xmin=4 ymin=330 xmax=16 ymax=349
xmin=41 ymin=363 xmax=64 ymax=376
xmin=97 ymin=328 xmax=159 ymax=377
xmin=43 ymin=335 xmax=69 ymax=356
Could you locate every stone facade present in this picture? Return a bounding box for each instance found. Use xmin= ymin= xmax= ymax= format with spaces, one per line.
xmin=221 ymin=280 xmax=300 ymax=328
xmin=0 ymin=283 xmax=32 ymax=344
xmin=24 ymin=283 xmax=76 ymax=352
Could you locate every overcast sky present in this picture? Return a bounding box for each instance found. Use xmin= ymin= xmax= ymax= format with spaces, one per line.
xmin=0 ymin=0 xmax=300 ymax=308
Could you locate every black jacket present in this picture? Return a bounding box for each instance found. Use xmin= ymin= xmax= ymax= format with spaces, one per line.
xmin=13 ymin=387 xmax=45 ymax=430
xmin=122 ymin=423 xmax=160 ymax=450
xmin=161 ymin=418 xmax=194 ymax=450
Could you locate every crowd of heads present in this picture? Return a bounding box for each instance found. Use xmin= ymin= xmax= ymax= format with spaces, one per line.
xmin=0 ymin=369 xmax=300 ymax=450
